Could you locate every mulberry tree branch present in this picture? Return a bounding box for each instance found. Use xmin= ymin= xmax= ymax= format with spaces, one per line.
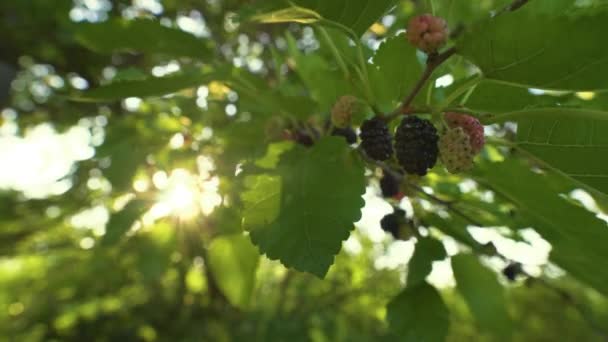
xmin=494 ymin=0 xmax=531 ymax=17
xmin=385 ymin=47 xmax=457 ymax=122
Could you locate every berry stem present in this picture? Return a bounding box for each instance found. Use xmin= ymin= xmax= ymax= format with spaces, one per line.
xmin=385 ymin=47 xmax=457 ymax=122
xmin=463 ymin=178 xmax=608 ymax=339
xmin=411 ymin=183 xmax=484 ymax=227
xmin=318 ymin=27 xmax=350 ymax=79
xmin=359 ymin=149 xmax=480 ymax=225
xmin=494 ymin=0 xmax=531 ymax=17
xmin=438 ymin=74 xmax=482 ymax=110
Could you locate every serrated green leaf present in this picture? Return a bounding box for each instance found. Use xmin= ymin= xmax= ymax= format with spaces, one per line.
xmin=451 ymin=254 xmax=511 ymax=338
xmin=74 ymin=19 xmax=212 ymax=59
xmin=369 ymin=34 xmax=423 ymax=111
xmin=406 ymin=237 xmax=446 ymax=286
xmin=386 ymin=282 xmax=450 ymax=342
xmin=242 ymin=174 xmax=282 ymax=229
xmin=207 ymin=234 xmax=260 ymax=309
xmin=474 ymin=159 xmax=608 ymax=296
xmin=242 ymin=137 xmax=366 ymax=277
xmin=73 ymin=69 xmax=219 ymax=102
xmin=255 ymin=141 xmax=295 ymax=169
xmin=457 ymin=6 xmax=608 ymax=91
xmin=102 ymin=200 xmax=148 ymax=245
xmin=484 ymin=108 xmax=608 ymax=197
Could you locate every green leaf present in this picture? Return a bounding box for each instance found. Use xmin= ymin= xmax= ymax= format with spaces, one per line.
xmin=207 ymin=234 xmax=260 ymax=309
xmin=431 ymin=0 xmax=510 ymax=28
xmin=386 ymin=282 xmax=450 ymax=342
xmin=285 ymin=32 xmax=361 ymax=112
xmin=369 ymin=34 xmax=423 ymax=110
xmin=451 ymin=254 xmax=511 ymax=338
xmin=255 ymin=141 xmax=295 ymax=169
xmin=250 ymin=6 xmax=321 ymax=24
xmin=484 ymin=108 xmax=608 ymax=197
xmin=74 ymin=19 xmax=212 ymax=59
xmin=457 ymin=7 xmax=608 ymax=91
xmin=102 ymin=200 xmax=148 ymax=245
xmin=242 ymin=137 xmax=366 ymax=277
xmin=134 ymin=224 xmax=175 ymax=283
xmin=74 ymin=69 xmax=219 ymax=102
xmin=461 ymin=80 xmax=566 ymax=113
xmin=96 ymin=128 xmax=151 ymax=192
xmin=248 ymin=0 xmax=398 ymax=37
xmin=474 ymin=159 xmax=608 ymax=296
xmin=297 ymin=0 xmax=399 ymax=37
xmin=406 ymin=237 xmax=446 ymax=286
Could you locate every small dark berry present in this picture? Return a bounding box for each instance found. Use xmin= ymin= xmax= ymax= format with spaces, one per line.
xmin=294 ymin=131 xmax=314 ymax=147
xmin=360 ymin=118 xmax=393 ymax=161
xmin=331 ymin=127 xmax=357 ymax=144
xmin=394 ymin=116 xmax=439 ymax=176
xmin=380 ymin=209 xmax=407 ymax=239
xmin=502 ymin=262 xmax=523 ymax=282
xmin=380 ymin=170 xmax=400 ymax=198
xmin=380 ymin=213 xmax=400 ymax=239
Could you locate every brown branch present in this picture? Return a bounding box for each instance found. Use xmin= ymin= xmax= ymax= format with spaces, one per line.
xmin=410 ymin=184 xmax=485 ymax=227
xmin=494 ymin=0 xmax=531 ymax=17
xmin=359 ymin=150 xmax=482 ymax=227
xmin=384 ymin=47 xmax=457 ymax=122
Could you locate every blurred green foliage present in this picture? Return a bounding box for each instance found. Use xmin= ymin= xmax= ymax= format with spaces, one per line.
xmin=1 ymin=0 xmax=608 ymax=341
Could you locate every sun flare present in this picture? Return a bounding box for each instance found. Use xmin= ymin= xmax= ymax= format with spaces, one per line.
xmin=147 ymin=168 xmax=222 ymax=222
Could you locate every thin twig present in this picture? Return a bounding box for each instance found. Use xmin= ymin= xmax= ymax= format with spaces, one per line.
xmin=494 ymin=0 xmax=531 ymax=17
xmin=410 ymin=183 xmax=485 ymax=227
xmin=531 ymin=277 xmax=608 ymax=339
xmin=359 ymin=149 xmax=483 ymax=227
xmin=384 ymin=47 xmax=457 ymax=122
xmin=362 ymin=148 xmax=605 ymax=338
xmin=467 ymin=177 xmax=608 ymax=339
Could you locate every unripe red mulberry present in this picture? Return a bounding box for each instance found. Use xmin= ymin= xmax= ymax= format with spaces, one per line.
xmin=331 ymin=95 xmax=361 ymax=128
xmin=438 ymin=127 xmax=475 ymax=174
xmin=406 ymin=14 xmax=449 ymax=53
xmin=444 ymin=112 xmax=485 ymax=153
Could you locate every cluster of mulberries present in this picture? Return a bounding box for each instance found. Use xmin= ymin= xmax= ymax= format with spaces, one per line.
xmin=359 ymin=113 xmax=484 ymax=176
